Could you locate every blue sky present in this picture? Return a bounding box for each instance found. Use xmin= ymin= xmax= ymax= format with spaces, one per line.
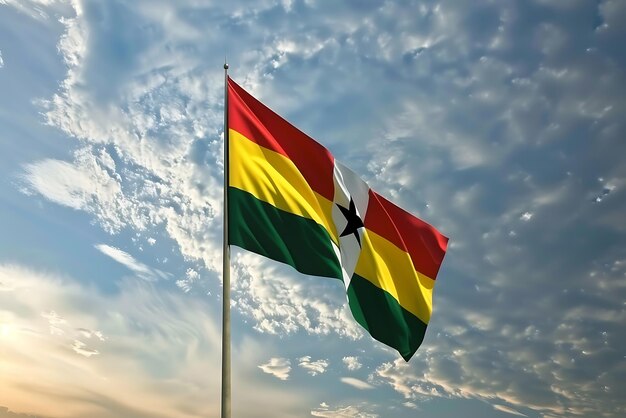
xmin=1 ymin=1 xmax=625 ymax=417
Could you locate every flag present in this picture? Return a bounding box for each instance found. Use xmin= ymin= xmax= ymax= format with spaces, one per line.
xmin=227 ymin=77 xmax=448 ymax=361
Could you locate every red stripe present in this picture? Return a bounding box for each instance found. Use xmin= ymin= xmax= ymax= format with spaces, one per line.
xmin=364 ymin=190 xmax=448 ymax=280
xmin=228 ymin=77 xmax=335 ymax=201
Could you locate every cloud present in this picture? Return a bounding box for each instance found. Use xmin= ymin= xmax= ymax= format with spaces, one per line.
xmin=520 ymin=211 xmax=533 ymax=221
xmin=374 ymin=359 xmax=423 ymax=400
xmin=71 ymin=339 xmax=99 ymax=357
xmin=40 ymin=310 xmax=67 ymax=335
xmin=342 ymin=356 xmax=362 ymax=371
xmin=311 ymin=403 xmax=378 ymax=418
xmin=493 ymin=404 xmax=528 ymax=417
xmin=402 ymin=402 xmax=418 ymax=410
xmin=232 ymin=252 xmax=363 ymax=339
xmin=340 ymin=377 xmax=374 ymax=390
xmin=176 ymin=268 xmax=200 ymax=293
xmin=0 ymin=406 xmax=46 ymax=418
xmin=22 ymin=157 xmax=120 ymax=211
xmin=298 ymin=356 xmax=329 ymax=376
xmin=0 ymin=263 xmax=311 ymax=418
xmin=95 ymin=244 xmax=169 ymax=281
xmin=0 ymin=0 xmax=71 ymax=22
xmin=258 ymin=358 xmax=291 ymax=381
xmin=76 ymin=327 xmax=105 ymax=341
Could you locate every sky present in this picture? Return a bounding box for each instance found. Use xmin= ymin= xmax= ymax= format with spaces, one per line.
xmin=0 ymin=0 xmax=625 ymax=417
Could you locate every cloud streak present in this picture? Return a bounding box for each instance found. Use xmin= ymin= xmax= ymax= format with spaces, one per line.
xmin=0 ymin=263 xmax=310 ymax=418
xmin=311 ymin=403 xmax=378 ymax=418
xmin=95 ymin=244 xmax=169 ymax=281
xmin=340 ymin=377 xmax=374 ymax=390
xmin=298 ymin=356 xmax=329 ymax=376
xmin=258 ymin=357 xmax=291 ymax=381
xmin=342 ymin=356 xmax=362 ymax=371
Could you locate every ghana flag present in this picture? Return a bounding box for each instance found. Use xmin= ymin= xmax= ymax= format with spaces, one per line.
xmin=227 ymin=77 xmax=448 ymax=361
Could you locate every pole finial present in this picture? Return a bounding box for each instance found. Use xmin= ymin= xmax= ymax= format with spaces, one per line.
xmin=224 ymin=63 xmax=229 ymax=70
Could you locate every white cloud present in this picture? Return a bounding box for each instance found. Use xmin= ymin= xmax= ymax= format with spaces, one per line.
xmin=373 ymin=336 xmax=624 ymax=418
xmin=95 ymin=244 xmax=169 ymax=281
xmin=0 ymin=263 xmax=311 ymax=418
xmin=403 ymin=402 xmax=418 ymax=409
xmin=340 ymin=377 xmax=374 ymax=390
xmin=493 ymin=404 xmax=528 ymax=416
xmin=374 ymin=360 xmax=422 ymax=400
xmin=520 ymin=212 xmax=533 ymax=221
xmin=71 ymin=339 xmax=99 ymax=357
xmin=76 ymin=328 xmax=105 ymax=341
xmin=311 ymin=403 xmax=378 ymax=418
xmin=232 ymin=252 xmax=363 ymax=339
xmin=298 ymin=356 xmax=329 ymax=376
xmin=41 ymin=310 xmax=67 ymax=335
xmin=1 ymin=0 xmax=70 ymax=21
xmin=22 ymin=157 xmax=120 ymax=211
xmin=342 ymin=356 xmax=362 ymax=371
xmin=0 ymin=49 xmax=4 ymax=68
xmin=258 ymin=357 xmax=291 ymax=381
xmin=176 ymin=268 xmax=200 ymax=293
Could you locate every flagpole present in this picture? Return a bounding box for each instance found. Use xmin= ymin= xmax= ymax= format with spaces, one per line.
xmin=221 ymin=61 xmax=231 ymax=418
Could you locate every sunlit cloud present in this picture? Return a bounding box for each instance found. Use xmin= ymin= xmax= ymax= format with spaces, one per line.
xmin=342 ymin=356 xmax=362 ymax=371
xmin=340 ymin=377 xmax=374 ymax=390
xmin=71 ymin=339 xmax=99 ymax=357
xmin=311 ymin=402 xmax=379 ymax=418
xmin=298 ymin=356 xmax=329 ymax=376
xmin=95 ymin=244 xmax=169 ymax=281
xmin=0 ymin=263 xmax=310 ymax=417
xmin=258 ymin=358 xmax=291 ymax=381
xmin=493 ymin=404 xmax=528 ymax=417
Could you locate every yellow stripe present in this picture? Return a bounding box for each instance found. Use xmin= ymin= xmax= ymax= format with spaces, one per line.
xmin=229 ymin=129 xmax=338 ymax=244
xmin=355 ymin=229 xmax=435 ymax=323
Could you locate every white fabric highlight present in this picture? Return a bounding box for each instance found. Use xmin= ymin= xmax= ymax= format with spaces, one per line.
xmin=331 ymin=161 xmax=370 ymax=289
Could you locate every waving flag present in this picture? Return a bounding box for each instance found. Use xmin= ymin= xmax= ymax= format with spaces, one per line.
xmin=227 ymin=77 xmax=448 ymax=361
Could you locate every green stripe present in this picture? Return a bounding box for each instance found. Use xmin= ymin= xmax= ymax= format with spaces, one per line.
xmin=229 ymin=187 xmax=342 ymax=280
xmin=347 ymin=274 xmax=428 ymax=361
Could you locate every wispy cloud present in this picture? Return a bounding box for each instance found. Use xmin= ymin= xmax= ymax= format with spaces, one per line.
xmin=95 ymin=244 xmax=169 ymax=281
xmin=311 ymin=403 xmax=378 ymax=418
xmin=403 ymin=402 xmax=418 ymax=410
xmin=22 ymin=158 xmax=120 ymax=211
xmin=233 ymin=252 xmax=363 ymax=339
xmin=298 ymin=356 xmax=329 ymax=376
xmin=258 ymin=357 xmax=291 ymax=381
xmin=493 ymin=404 xmax=528 ymax=417
xmin=0 ymin=263 xmax=311 ymax=418
xmin=175 ymin=268 xmax=200 ymax=293
xmin=340 ymin=377 xmax=374 ymax=390
xmin=342 ymin=356 xmax=362 ymax=371
xmin=0 ymin=405 xmax=46 ymax=418
xmin=71 ymin=340 xmax=99 ymax=357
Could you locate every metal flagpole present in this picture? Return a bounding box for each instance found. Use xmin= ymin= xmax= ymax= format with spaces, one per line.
xmin=221 ymin=61 xmax=231 ymax=418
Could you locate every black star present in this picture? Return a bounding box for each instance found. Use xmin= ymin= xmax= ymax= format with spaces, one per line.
xmin=337 ymin=198 xmax=365 ymax=247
